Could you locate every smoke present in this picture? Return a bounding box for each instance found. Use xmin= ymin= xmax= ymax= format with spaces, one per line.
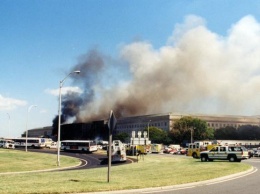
xmin=61 ymin=14 xmax=260 ymax=123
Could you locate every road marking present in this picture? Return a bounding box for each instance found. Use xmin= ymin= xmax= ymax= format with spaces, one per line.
xmin=140 ymin=167 xmax=258 ymax=193
xmin=141 ymin=186 xmax=196 ymax=193
xmin=206 ymin=167 xmax=258 ymax=185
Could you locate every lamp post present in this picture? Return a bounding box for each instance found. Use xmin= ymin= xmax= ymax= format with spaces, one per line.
xmin=6 ymin=113 xmax=10 ymax=137
xmin=148 ymin=120 xmax=151 ymax=140
xmin=190 ymin=127 xmax=193 ymax=144
xmin=190 ymin=127 xmax=195 ymax=144
xmin=26 ymin=105 xmax=37 ymax=152
xmin=57 ymin=70 xmax=80 ymax=166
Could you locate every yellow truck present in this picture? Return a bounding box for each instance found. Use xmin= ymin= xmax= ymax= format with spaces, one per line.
xmin=187 ymin=141 xmax=216 ymax=158
xmin=125 ymin=144 xmax=151 ymax=155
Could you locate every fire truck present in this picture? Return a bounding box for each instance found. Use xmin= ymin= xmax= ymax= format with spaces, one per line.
xmin=187 ymin=141 xmax=217 ymax=158
xmin=110 ymin=140 xmax=127 ymax=162
xmin=125 ymin=144 xmax=151 ymax=155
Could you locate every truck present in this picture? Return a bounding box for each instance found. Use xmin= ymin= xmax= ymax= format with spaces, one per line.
xmin=125 ymin=144 xmax=151 ymax=155
xmin=187 ymin=141 xmax=216 ymax=158
xmin=109 ymin=140 xmax=127 ymax=162
xmin=200 ymin=145 xmax=249 ymax=162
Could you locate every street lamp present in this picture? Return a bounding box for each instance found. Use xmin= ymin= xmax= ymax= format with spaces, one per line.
xmin=190 ymin=127 xmax=195 ymax=144
xmin=57 ymin=70 xmax=80 ymax=166
xmin=26 ymin=105 xmax=37 ymax=152
xmin=6 ymin=113 xmax=10 ymax=137
xmin=148 ymin=120 xmax=151 ymax=140
xmin=190 ymin=127 xmax=193 ymax=144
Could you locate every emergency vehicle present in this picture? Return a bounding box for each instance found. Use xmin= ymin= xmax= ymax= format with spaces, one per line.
xmin=110 ymin=140 xmax=127 ymax=162
xmin=187 ymin=141 xmax=216 ymax=158
xmin=200 ymin=145 xmax=249 ymax=162
xmin=125 ymin=144 xmax=151 ymax=155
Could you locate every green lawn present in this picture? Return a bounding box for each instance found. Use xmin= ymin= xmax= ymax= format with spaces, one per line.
xmin=0 ymin=149 xmax=251 ymax=194
xmin=0 ymin=149 xmax=80 ymax=172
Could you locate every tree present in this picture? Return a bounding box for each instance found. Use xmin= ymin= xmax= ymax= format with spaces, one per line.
xmin=113 ymin=132 xmax=129 ymax=142
xmin=169 ymin=116 xmax=214 ymax=144
xmin=214 ymin=126 xmax=238 ymax=140
xmin=144 ymin=127 xmax=171 ymax=144
xmin=237 ymin=125 xmax=260 ymax=140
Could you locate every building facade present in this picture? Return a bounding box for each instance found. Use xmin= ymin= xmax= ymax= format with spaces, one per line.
xmin=27 ymin=113 xmax=260 ymax=141
xmin=115 ymin=113 xmax=260 ymax=135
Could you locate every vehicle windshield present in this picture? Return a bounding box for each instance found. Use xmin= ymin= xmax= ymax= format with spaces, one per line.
xmin=210 ymin=147 xmax=218 ymax=152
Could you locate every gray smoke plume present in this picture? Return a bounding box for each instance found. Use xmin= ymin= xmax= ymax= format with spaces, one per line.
xmin=61 ymin=14 xmax=260 ymax=123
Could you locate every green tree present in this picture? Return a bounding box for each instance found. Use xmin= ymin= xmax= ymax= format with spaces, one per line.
xmin=214 ymin=126 xmax=238 ymax=140
xmin=144 ymin=127 xmax=171 ymax=144
xmin=113 ymin=132 xmax=129 ymax=143
xmin=169 ymin=116 xmax=214 ymax=144
xmin=237 ymin=125 xmax=260 ymax=140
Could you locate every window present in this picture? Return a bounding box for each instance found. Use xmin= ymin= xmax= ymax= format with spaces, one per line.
xmin=210 ymin=147 xmax=218 ymax=152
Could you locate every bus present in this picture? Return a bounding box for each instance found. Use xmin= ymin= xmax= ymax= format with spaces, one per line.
xmin=11 ymin=137 xmax=46 ymax=148
xmin=61 ymin=140 xmax=98 ymax=153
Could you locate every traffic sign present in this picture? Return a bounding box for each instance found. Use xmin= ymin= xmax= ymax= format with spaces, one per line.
xmin=108 ymin=110 xmax=117 ymax=130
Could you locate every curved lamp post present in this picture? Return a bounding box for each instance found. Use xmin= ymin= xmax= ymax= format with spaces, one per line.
xmin=57 ymin=70 xmax=80 ymax=166
xmin=26 ymin=105 xmax=37 ymax=152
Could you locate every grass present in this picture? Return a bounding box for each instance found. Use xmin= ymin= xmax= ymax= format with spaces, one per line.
xmin=0 ymin=149 xmax=80 ymax=172
xmin=0 ymin=149 xmax=252 ymax=194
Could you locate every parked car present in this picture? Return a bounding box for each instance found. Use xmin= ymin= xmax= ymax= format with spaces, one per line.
xmin=247 ymin=149 xmax=254 ymax=158
xmin=254 ymin=150 xmax=260 ymax=157
xmin=171 ymin=149 xmax=179 ymax=154
xmin=177 ymin=148 xmax=187 ymax=155
xmin=163 ymin=146 xmax=174 ymax=154
xmin=180 ymin=148 xmax=187 ymax=155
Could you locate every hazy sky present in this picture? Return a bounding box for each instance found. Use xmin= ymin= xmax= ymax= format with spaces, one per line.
xmin=1 ymin=1 xmax=260 ymax=137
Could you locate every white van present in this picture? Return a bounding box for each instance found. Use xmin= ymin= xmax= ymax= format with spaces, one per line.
xmin=0 ymin=139 xmax=15 ymax=149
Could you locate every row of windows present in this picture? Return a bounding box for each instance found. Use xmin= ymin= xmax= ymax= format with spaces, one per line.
xmin=117 ymin=122 xmax=168 ymax=129
xmin=207 ymin=122 xmax=252 ymax=128
xmin=208 ymin=123 xmax=240 ymax=128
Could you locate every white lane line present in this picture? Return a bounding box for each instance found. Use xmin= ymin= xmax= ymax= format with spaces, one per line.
xmin=141 ymin=167 xmax=257 ymax=193
xmin=141 ymin=186 xmax=196 ymax=193
xmin=206 ymin=167 xmax=258 ymax=185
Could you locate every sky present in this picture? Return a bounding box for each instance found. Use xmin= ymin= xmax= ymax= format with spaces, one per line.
xmin=1 ymin=0 xmax=260 ymax=137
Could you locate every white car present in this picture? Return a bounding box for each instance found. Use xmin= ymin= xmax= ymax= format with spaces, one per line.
xmin=254 ymin=150 xmax=260 ymax=157
xmin=47 ymin=142 xmax=58 ymax=149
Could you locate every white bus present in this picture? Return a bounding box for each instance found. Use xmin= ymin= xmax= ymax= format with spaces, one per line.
xmin=61 ymin=140 xmax=98 ymax=153
xmin=11 ymin=138 xmax=46 ymax=148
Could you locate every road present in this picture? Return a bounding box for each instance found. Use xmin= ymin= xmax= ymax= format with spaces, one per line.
xmin=25 ymin=148 xmax=135 ymax=170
